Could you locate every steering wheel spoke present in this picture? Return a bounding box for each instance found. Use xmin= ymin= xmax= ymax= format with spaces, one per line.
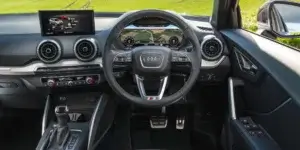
xmin=135 ymin=74 xmax=169 ymax=101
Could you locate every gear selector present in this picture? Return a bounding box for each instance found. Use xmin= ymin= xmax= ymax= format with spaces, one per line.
xmin=37 ymin=105 xmax=89 ymax=150
xmin=55 ymin=106 xmax=69 ymax=127
xmin=45 ymin=106 xmax=71 ymax=150
xmin=46 ymin=106 xmax=70 ymax=150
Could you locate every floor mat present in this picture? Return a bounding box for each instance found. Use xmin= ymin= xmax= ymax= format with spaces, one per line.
xmin=96 ymin=105 xmax=221 ymax=150
xmin=0 ymin=110 xmax=42 ymax=150
xmin=132 ymin=128 xmax=192 ymax=150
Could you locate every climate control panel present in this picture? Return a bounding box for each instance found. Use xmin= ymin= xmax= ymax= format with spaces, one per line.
xmin=41 ymin=75 xmax=100 ymax=88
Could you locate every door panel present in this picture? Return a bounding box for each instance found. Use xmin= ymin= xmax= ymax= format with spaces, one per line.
xmin=253 ymin=99 xmax=300 ymax=150
xmin=230 ymin=118 xmax=281 ymax=150
xmin=221 ymin=29 xmax=300 ymax=150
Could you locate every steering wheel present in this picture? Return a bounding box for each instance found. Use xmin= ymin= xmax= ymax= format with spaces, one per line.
xmin=103 ymin=10 xmax=201 ymax=107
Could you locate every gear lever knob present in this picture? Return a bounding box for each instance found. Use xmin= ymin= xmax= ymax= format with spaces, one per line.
xmin=55 ymin=105 xmax=69 ymax=127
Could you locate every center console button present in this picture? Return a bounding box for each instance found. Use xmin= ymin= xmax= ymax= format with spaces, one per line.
xmin=67 ymin=81 xmax=74 ymax=86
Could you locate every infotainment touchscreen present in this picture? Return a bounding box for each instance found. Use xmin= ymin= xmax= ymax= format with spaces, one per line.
xmin=39 ymin=10 xmax=95 ymax=36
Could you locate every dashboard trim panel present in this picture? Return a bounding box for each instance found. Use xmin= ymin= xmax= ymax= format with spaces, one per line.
xmin=0 ymin=58 xmax=102 ymax=75
xmin=0 ymin=56 xmax=226 ymax=75
xmin=201 ymin=56 xmax=226 ymax=69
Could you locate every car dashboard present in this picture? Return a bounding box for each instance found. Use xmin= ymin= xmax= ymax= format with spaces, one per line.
xmin=0 ymin=10 xmax=230 ymax=108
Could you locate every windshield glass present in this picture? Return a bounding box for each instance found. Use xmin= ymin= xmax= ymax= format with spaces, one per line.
xmin=1 ymin=0 xmax=213 ymax=15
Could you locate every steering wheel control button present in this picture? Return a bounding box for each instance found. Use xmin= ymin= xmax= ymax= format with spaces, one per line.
xmin=172 ymin=52 xmax=190 ymax=63
xmin=114 ymin=52 xmax=132 ymax=63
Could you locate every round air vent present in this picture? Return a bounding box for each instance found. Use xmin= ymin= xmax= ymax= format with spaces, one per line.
xmin=200 ymin=35 xmax=223 ymax=60
xmin=74 ymin=38 xmax=98 ymax=62
xmin=37 ymin=40 xmax=62 ymax=63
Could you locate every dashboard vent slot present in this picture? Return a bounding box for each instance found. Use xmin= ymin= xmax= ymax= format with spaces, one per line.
xmin=37 ymin=40 xmax=62 ymax=63
xmin=74 ymin=38 xmax=98 ymax=62
xmin=35 ymin=65 xmax=101 ymax=75
xmin=201 ymin=35 xmax=223 ymax=60
xmin=197 ymin=26 xmax=213 ymax=32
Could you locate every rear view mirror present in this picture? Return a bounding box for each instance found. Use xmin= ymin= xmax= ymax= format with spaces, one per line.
xmin=269 ymin=1 xmax=300 ymax=38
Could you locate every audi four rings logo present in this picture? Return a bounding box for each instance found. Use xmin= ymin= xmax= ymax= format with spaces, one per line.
xmin=140 ymin=53 xmax=163 ymax=67
xmin=142 ymin=56 xmax=161 ymax=62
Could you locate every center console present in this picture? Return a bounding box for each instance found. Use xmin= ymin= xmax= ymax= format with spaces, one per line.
xmin=41 ymin=74 xmax=100 ymax=88
xmin=36 ymin=93 xmax=116 ymax=150
xmin=36 ymin=105 xmax=89 ymax=150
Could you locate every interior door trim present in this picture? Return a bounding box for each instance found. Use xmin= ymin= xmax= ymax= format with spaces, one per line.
xmin=228 ymin=77 xmax=244 ymax=120
xmin=245 ymin=97 xmax=292 ymax=116
xmin=221 ymin=29 xmax=300 ymax=106
xmin=229 ymin=78 xmax=237 ymax=120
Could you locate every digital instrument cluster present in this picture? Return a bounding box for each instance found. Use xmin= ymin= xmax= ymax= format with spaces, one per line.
xmin=119 ymin=25 xmax=183 ymax=49
xmin=39 ymin=10 xmax=95 ymax=36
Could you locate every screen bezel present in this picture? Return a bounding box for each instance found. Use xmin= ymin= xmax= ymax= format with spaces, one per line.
xmin=39 ymin=10 xmax=95 ymax=36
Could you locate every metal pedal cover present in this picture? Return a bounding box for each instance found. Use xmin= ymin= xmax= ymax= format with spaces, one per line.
xmin=176 ymin=116 xmax=185 ymax=130
xmin=150 ymin=116 xmax=168 ymax=129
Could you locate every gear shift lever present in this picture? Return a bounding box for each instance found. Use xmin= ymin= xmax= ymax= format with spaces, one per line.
xmin=46 ymin=105 xmax=70 ymax=150
xmin=55 ymin=105 xmax=69 ymax=127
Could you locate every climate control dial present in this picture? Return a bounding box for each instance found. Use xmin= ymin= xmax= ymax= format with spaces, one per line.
xmin=47 ymin=79 xmax=56 ymax=87
xmin=42 ymin=75 xmax=100 ymax=88
xmin=86 ymin=77 xmax=95 ymax=85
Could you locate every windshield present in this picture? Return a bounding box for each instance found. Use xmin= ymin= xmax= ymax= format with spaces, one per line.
xmin=1 ymin=0 xmax=213 ymax=15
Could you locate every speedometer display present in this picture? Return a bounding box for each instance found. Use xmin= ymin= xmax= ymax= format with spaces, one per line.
xmin=119 ymin=25 xmax=183 ymax=48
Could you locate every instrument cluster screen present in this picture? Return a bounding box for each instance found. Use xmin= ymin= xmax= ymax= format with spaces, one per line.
xmin=39 ymin=10 xmax=95 ymax=36
xmin=120 ymin=25 xmax=183 ymax=49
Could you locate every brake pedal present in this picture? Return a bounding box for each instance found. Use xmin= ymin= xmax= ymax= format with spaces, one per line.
xmin=150 ymin=116 xmax=168 ymax=129
xmin=176 ymin=116 xmax=185 ymax=130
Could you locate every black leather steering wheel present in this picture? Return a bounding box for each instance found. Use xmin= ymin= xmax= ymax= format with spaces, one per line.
xmin=103 ymin=10 xmax=201 ymax=107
